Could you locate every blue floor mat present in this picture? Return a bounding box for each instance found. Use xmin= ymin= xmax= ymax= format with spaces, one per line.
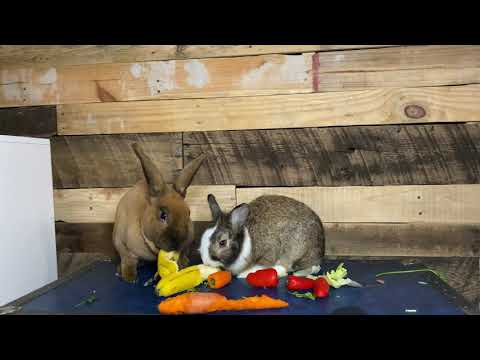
xmin=15 ymin=259 xmax=466 ymax=315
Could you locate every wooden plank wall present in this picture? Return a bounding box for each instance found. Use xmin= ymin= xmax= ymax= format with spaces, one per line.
xmin=1 ymin=45 xmax=478 ymax=311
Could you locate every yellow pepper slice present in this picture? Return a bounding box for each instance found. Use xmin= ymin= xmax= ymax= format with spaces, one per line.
xmin=157 ymin=250 xmax=180 ymax=279
xmin=155 ymin=264 xmax=219 ymax=297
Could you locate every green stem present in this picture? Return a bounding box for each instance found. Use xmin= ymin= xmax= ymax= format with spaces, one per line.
xmin=375 ymin=269 xmax=446 ymax=282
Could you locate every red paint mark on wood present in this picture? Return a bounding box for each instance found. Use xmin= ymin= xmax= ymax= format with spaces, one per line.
xmin=312 ymin=53 xmax=320 ymax=92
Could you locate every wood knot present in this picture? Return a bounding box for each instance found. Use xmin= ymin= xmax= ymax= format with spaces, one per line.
xmin=404 ymin=105 xmax=426 ymax=119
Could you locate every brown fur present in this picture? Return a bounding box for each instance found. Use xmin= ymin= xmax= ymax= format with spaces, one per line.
xmin=113 ymin=144 xmax=205 ymax=283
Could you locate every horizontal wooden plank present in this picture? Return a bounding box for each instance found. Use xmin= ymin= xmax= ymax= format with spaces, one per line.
xmin=236 ymin=185 xmax=480 ymax=224
xmin=57 ymin=252 xmax=111 ymax=279
xmin=325 ymin=223 xmax=480 ymax=257
xmin=0 ymin=45 xmax=397 ymax=66
xmin=3 ymin=46 xmax=477 ymax=108
xmin=192 ymin=221 xmax=479 ymax=257
xmin=57 ymin=85 xmax=480 ymax=135
xmin=0 ymin=105 xmax=56 ymax=137
xmin=55 ymin=222 xmax=480 ymax=260
xmin=185 ymin=123 xmax=480 ymax=186
xmin=55 ymin=222 xmax=117 ymax=258
xmin=55 ymin=221 xmax=480 ymax=261
xmin=51 ymin=133 xmax=182 ymax=189
xmin=0 ymin=53 xmax=312 ymax=107
xmin=53 ymin=185 xmax=236 ymax=223
xmin=314 ymin=45 xmax=480 ymax=91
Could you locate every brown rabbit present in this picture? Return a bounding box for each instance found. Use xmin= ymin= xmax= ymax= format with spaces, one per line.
xmin=113 ymin=143 xmax=206 ymax=283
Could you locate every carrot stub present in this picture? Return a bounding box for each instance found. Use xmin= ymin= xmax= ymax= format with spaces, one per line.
xmin=158 ymin=292 xmax=288 ymax=315
xmin=207 ymin=271 xmax=232 ymax=289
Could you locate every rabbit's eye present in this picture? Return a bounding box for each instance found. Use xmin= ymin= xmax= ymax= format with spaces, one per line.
xmin=219 ymin=239 xmax=227 ymax=247
xmin=159 ymin=210 xmax=168 ymax=222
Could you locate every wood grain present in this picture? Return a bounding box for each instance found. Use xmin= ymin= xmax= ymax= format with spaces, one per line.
xmin=1 ymin=53 xmax=312 ymax=107
xmin=420 ymin=257 xmax=479 ymax=308
xmin=53 ymin=185 xmax=236 ymax=223
xmin=0 ymin=105 xmax=56 ymax=137
xmin=55 ymin=222 xmax=117 ymax=258
xmin=51 ymin=133 xmax=182 ymax=189
xmin=0 ymin=45 xmax=397 ymax=66
xmin=315 ymin=45 xmax=480 ymax=91
xmin=236 ymin=185 xmax=480 ymax=224
xmin=325 ymin=223 xmax=480 ymax=257
xmin=54 ymin=184 xmax=480 ymax=224
xmin=55 ymin=221 xmax=480 ymax=261
xmin=57 ymin=85 xmax=480 ymax=135
xmin=191 ymin=221 xmax=480 ymax=257
xmin=184 ymin=123 xmax=480 ymax=186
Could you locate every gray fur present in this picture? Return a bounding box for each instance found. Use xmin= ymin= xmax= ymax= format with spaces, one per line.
xmin=206 ymin=194 xmax=325 ymax=274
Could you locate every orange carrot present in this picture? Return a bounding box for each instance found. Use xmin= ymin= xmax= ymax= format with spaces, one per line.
xmin=222 ymin=295 xmax=288 ymax=311
xmin=207 ymin=271 xmax=232 ymax=289
xmin=158 ymin=293 xmax=288 ymax=315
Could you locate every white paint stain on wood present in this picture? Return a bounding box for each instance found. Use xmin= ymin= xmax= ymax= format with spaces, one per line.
xmin=0 ymin=68 xmax=33 ymax=103
xmin=279 ymin=55 xmax=308 ymax=83
xmin=147 ymin=61 xmax=176 ymax=94
xmin=184 ymin=60 xmax=210 ymax=88
xmin=128 ymin=61 xmax=177 ymax=96
xmin=130 ymin=63 xmax=143 ymax=79
xmin=39 ymin=68 xmax=57 ymax=84
xmin=240 ymin=62 xmax=275 ymax=88
xmin=240 ymin=55 xmax=308 ymax=88
xmin=86 ymin=113 xmax=97 ymax=127
xmin=1 ymin=67 xmax=58 ymax=105
xmin=1 ymin=83 xmax=23 ymax=102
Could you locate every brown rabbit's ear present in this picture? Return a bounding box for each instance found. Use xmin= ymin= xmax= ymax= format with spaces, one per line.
xmin=207 ymin=194 xmax=222 ymax=221
xmin=230 ymin=203 xmax=249 ymax=234
xmin=132 ymin=143 xmax=167 ymax=197
xmin=174 ymin=153 xmax=207 ymax=197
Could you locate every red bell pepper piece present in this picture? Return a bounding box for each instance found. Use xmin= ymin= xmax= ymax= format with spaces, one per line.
xmin=246 ymin=268 xmax=279 ymax=288
xmin=286 ymin=275 xmax=314 ymax=291
xmin=313 ymin=277 xmax=330 ymax=298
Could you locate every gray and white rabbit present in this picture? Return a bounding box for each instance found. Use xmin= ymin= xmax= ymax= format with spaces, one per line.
xmin=199 ymin=194 xmax=325 ymax=278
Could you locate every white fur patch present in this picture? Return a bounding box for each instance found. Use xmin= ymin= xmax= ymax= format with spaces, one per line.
xmin=293 ymin=265 xmax=321 ymax=277
xmin=227 ymin=227 xmax=253 ymax=275
xmin=272 ymin=264 xmax=288 ymax=278
xmin=237 ymin=264 xmax=267 ymax=279
xmin=199 ymin=225 xmax=222 ymax=268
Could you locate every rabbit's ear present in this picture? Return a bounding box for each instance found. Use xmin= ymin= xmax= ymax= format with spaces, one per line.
xmin=132 ymin=143 xmax=167 ymax=197
xmin=207 ymin=194 xmax=222 ymax=221
xmin=230 ymin=203 xmax=249 ymax=234
xmin=174 ymin=153 xmax=207 ymax=197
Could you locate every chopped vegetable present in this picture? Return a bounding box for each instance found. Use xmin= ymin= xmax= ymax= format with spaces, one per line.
xmin=208 ymin=271 xmax=232 ymax=289
xmin=324 ymin=263 xmax=353 ymax=289
xmin=289 ymin=291 xmax=316 ymax=300
xmin=74 ymin=291 xmax=97 ymax=308
xmin=158 ymin=293 xmax=288 ymax=315
xmin=286 ymin=275 xmax=314 ymax=291
xmin=313 ymin=277 xmax=330 ymax=298
xmin=375 ymin=269 xmax=447 ymax=282
xmin=246 ymin=268 xmax=279 ymax=288
xmin=155 ymin=264 xmax=219 ymax=297
xmin=157 ymin=250 xmax=180 ymax=279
